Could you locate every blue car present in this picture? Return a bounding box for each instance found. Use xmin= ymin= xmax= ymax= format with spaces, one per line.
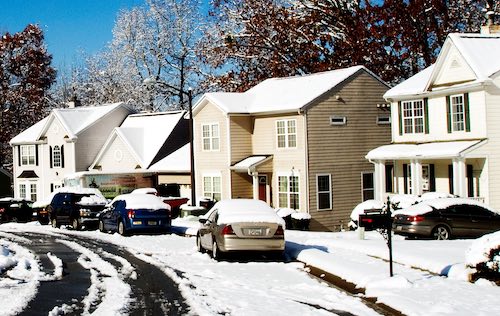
xmin=98 ymin=193 xmax=171 ymax=236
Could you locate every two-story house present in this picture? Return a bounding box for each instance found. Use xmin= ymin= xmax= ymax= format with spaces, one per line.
xmin=193 ymin=66 xmax=391 ymax=231
xmin=10 ymin=102 xmax=133 ymax=201
xmin=367 ymin=32 xmax=500 ymax=209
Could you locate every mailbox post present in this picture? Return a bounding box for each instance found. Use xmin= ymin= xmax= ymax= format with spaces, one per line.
xmin=358 ymin=196 xmax=394 ymax=277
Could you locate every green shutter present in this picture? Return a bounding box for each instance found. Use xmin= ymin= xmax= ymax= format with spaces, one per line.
xmin=464 ymin=92 xmax=470 ymax=132
xmin=446 ymin=95 xmax=452 ymax=133
xmin=424 ymin=98 xmax=429 ymax=134
xmin=398 ymin=101 xmax=403 ymax=135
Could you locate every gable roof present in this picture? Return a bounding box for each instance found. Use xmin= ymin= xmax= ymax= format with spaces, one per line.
xmin=385 ymin=33 xmax=500 ymax=99
xmin=90 ymin=111 xmax=189 ymax=171
xmin=195 ymin=65 xmax=386 ymax=115
xmin=10 ymin=102 xmax=131 ymax=145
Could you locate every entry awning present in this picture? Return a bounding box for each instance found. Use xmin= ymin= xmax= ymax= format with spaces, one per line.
xmin=17 ymin=170 xmax=39 ymax=178
xmin=366 ymin=140 xmax=485 ymax=160
xmin=230 ymin=155 xmax=272 ymax=173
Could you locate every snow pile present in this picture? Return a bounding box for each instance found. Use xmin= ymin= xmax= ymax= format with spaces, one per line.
xmin=350 ymin=199 xmax=385 ymax=221
xmin=465 ymin=230 xmax=500 ymax=269
xmin=276 ymin=208 xmax=296 ymax=218
xmin=111 ymin=193 xmax=171 ymax=210
xmin=291 ymin=212 xmax=311 ymax=220
xmin=389 ymin=194 xmax=421 ymax=209
xmin=420 ymin=192 xmax=454 ymax=200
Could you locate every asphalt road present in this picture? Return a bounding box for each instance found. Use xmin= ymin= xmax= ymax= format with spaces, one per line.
xmin=9 ymin=232 xmax=190 ymax=316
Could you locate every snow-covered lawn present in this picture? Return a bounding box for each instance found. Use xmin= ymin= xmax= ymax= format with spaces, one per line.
xmin=1 ymin=220 xmax=499 ymax=315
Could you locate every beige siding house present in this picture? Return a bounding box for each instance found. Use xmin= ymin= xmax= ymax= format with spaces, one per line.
xmin=367 ymin=32 xmax=500 ymax=210
xmin=193 ymin=66 xmax=391 ymax=231
xmin=10 ymin=103 xmax=133 ymax=201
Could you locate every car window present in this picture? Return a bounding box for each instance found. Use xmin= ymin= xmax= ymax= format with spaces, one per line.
xmin=468 ymin=205 xmax=493 ymax=217
xmin=208 ymin=209 xmax=218 ymax=223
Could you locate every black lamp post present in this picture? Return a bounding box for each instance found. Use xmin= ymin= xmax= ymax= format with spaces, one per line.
xmin=143 ymin=78 xmax=197 ymax=206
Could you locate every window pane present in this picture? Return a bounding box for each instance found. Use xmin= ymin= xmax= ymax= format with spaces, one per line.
xmin=317 ymin=175 xmax=330 ymax=192
xmin=290 ymin=193 xmax=299 ymax=209
xmin=212 ymin=138 xmax=220 ymax=150
xmin=288 ymin=134 xmax=296 ymax=147
xmin=278 ymin=176 xmax=287 ymax=192
xmin=290 ymin=176 xmax=299 ymax=193
xmin=277 ymin=135 xmax=286 ymax=148
xmin=278 ymin=193 xmax=288 ymax=208
xmin=20 ymin=184 xmax=26 ymax=199
xmin=318 ymin=192 xmax=330 ymax=209
xmin=203 ymin=177 xmax=212 ymax=192
xmin=203 ymin=139 xmax=211 ymax=151
xmin=202 ymin=125 xmax=210 ymax=137
xmin=213 ymin=177 xmax=221 ymax=192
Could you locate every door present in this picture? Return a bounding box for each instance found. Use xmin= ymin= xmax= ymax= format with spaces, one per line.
xmin=200 ymin=209 xmax=218 ymax=249
xmin=258 ymin=175 xmax=267 ymax=202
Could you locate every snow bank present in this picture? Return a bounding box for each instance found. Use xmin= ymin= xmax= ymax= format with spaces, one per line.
xmin=465 ymin=230 xmax=500 ymax=268
xmin=350 ymin=199 xmax=385 ymax=221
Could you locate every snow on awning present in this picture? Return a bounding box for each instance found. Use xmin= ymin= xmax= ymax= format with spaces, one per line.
xmin=230 ymin=155 xmax=272 ymax=173
xmin=366 ymin=140 xmax=484 ymax=160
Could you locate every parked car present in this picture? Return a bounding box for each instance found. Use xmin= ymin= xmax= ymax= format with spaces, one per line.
xmin=392 ymin=198 xmax=500 ymax=240
xmin=196 ymin=199 xmax=285 ymax=260
xmin=0 ymin=198 xmax=33 ymax=223
xmin=42 ymin=188 xmax=108 ymax=230
xmin=98 ymin=193 xmax=171 ymax=236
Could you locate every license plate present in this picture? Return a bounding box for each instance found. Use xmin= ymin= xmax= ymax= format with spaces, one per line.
xmin=245 ymin=228 xmax=263 ymax=236
xmin=132 ymin=221 xmax=142 ymax=225
xmin=396 ymin=226 xmax=402 ymax=231
xmin=148 ymin=221 xmax=157 ymax=226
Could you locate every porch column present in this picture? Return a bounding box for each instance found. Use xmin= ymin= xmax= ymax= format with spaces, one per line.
xmin=251 ymin=172 xmax=259 ymax=200
xmin=373 ymin=160 xmax=386 ymax=201
xmin=410 ymin=159 xmax=423 ymax=196
xmin=453 ymin=158 xmax=467 ymax=197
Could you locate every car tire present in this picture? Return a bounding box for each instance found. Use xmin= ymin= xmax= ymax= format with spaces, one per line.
xmin=72 ymin=218 xmax=80 ymax=231
xmin=432 ymin=225 xmax=451 ymax=240
xmin=51 ymin=218 xmax=59 ymax=228
xmin=98 ymin=220 xmax=106 ymax=233
xmin=196 ymin=235 xmax=205 ymax=253
xmin=118 ymin=221 xmax=128 ymax=236
xmin=11 ymin=217 xmax=18 ymax=223
xmin=212 ymin=240 xmax=223 ymax=261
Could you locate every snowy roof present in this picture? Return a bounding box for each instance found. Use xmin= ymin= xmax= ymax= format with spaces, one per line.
xmin=10 ymin=103 xmax=130 ymax=145
xmin=366 ymin=140 xmax=482 ymax=160
xmin=111 ymin=193 xmax=170 ymax=210
xmin=148 ymin=143 xmax=190 ymax=172
xmin=205 ymin=199 xmax=285 ymax=226
xmin=196 ymin=66 xmax=384 ymax=115
xmin=90 ymin=111 xmax=189 ymax=171
xmin=385 ymin=33 xmax=500 ymax=99
xmin=230 ymin=155 xmax=272 ymax=172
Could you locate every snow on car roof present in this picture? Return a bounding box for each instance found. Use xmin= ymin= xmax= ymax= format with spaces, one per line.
xmin=130 ymin=188 xmax=158 ymax=195
xmin=32 ymin=187 xmax=107 ymax=208
xmin=209 ymin=199 xmax=285 ymax=226
xmin=393 ymin=198 xmax=498 ymax=216
xmin=112 ymin=193 xmax=170 ymax=210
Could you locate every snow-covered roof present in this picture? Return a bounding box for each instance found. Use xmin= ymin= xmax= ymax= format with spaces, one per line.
xmin=385 ymin=33 xmax=500 ymax=99
xmin=148 ymin=143 xmax=190 ymax=172
xmin=366 ymin=140 xmax=482 ymax=160
xmin=205 ymin=199 xmax=285 ymax=226
xmin=111 ymin=193 xmax=170 ymax=210
xmin=10 ymin=103 xmax=129 ymax=145
xmin=90 ymin=111 xmax=189 ymax=171
xmin=196 ymin=66 xmax=384 ymax=115
xmin=230 ymin=155 xmax=272 ymax=172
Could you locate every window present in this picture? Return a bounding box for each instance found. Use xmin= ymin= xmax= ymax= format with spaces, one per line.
xmin=20 ymin=145 xmax=36 ymax=166
xmin=330 ymin=116 xmax=347 ymax=126
xmin=362 ymin=172 xmax=374 ymax=201
xmin=276 ymin=119 xmax=297 ymax=148
xmin=30 ymin=183 xmax=37 ymax=202
xmin=278 ymin=175 xmax=300 ymax=209
xmin=450 ymin=94 xmax=465 ymax=132
xmin=19 ymin=184 xmax=26 ymax=199
xmin=53 ymin=145 xmax=62 ymax=168
xmin=402 ymin=100 xmax=424 ymax=134
xmin=316 ymin=174 xmax=331 ymax=210
xmin=203 ymin=176 xmax=221 ymax=201
xmin=377 ymin=114 xmax=391 ymax=125
xmin=202 ymin=124 xmax=220 ymax=151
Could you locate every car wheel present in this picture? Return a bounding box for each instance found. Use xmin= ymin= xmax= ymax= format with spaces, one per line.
xmin=51 ymin=218 xmax=59 ymax=228
xmin=118 ymin=221 xmax=128 ymax=236
xmin=196 ymin=235 xmax=205 ymax=253
xmin=432 ymin=225 xmax=451 ymax=240
xmin=212 ymin=240 xmax=223 ymax=260
xmin=98 ymin=220 xmax=106 ymax=233
xmin=72 ymin=218 xmax=80 ymax=231
xmin=11 ymin=217 xmax=18 ymax=223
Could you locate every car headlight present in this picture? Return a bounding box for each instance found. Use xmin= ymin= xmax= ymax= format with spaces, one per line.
xmin=80 ymin=209 xmax=91 ymax=217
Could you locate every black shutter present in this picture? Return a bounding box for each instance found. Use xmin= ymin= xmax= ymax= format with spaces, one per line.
xmin=448 ymin=164 xmax=454 ymax=195
xmin=403 ymin=163 xmax=408 ymax=194
xmin=35 ymin=145 xmax=39 ymax=166
xmin=61 ymin=145 xmax=65 ymax=168
xmin=398 ymin=101 xmax=403 ymax=135
xmin=446 ymin=96 xmax=452 ymax=133
xmin=18 ymin=146 xmax=21 ymax=166
xmin=424 ymin=98 xmax=429 ymax=134
xmin=385 ymin=164 xmax=394 ymax=193
xmin=50 ymin=183 xmax=54 ymax=192
xmin=467 ymin=164 xmax=473 ymax=197
xmin=49 ymin=146 xmax=53 ymax=168
xmin=429 ymin=164 xmax=436 ymax=192
xmin=464 ymin=93 xmax=471 ymax=132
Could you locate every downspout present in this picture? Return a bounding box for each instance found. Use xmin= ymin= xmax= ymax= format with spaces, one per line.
xmin=301 ymin=109 xmax=310 ymax=214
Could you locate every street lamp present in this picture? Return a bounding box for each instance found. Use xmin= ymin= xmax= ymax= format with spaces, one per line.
xmin=143 ymin=78 xmax=197 ymax=206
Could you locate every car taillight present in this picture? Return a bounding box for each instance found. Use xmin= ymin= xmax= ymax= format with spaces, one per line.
xmin=408 ymin=215 xmax=425 ymax=222
xmin=274 ymin=226 xmax=284 ymax=236
xmin=0 ymin=208 xmax=4 ymax=213
xmin=127 ymin=210 xmax=135 ymax=219
xmin=221 ymin=225 xmax=235 ymax=235
xmin=361 ymin=218 xmax=373 ymax=223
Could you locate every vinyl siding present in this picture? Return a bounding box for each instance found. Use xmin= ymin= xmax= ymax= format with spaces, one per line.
xmin=229 ymin=116 xmax=253 ymax=164
xmin=306 ymin=71 xmax=391 ymax=231
xmin=231 ymin=172 xmax=253 ymax=199
xmin=96 ymin=136 xmax=139 ymax=171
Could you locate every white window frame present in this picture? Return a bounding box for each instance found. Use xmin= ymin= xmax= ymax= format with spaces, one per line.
xmin=276 ymin=119 xmax=297 ymax=149
xmin=277 ymin=174 xmax=300 ymax=209
xmin=19 ymin=184 xmax=26 ymax=199
xmin=30 ymin=183 xmax=37 ymax=202
xmin=202 ymin=175 xmax=221 ymax=201
xmin=18 ymin=181 xmax=37 ymax=201
xmin=201 ymin=123 xmax=220 ymax=151
xmin=377 ymin=114 xmax=391 ymax=125
xmin=20 ymin=145 xmax=36 ymax=166
xmin=450 ymin=94 xmax=465 ymax=132
xmin=53 ymin=145 xmax=62 ymax=168
xmin=316 ymin=174 xmax=332 ymax=211
xmin=361 ymin=172 xmax=374 ymax=201
xmin=330 ymin=116 xmax=347 ymax=126
xmin=402 ymin=100 xmax=424 ymax=134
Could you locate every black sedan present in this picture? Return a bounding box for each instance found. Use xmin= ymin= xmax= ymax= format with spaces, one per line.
xmin=392 ymin=198 xmax=500 ymax=240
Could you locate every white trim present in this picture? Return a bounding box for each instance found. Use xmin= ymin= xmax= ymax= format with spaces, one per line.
xmin=316 ymin=173 xmax=332 ymax=211
xmin=361 ymin=171 xmax=375 ymax=201
xmin=276 ymin=172 xmax=300 ymax=210
xmin=201 ymin=122 xmax=220 ymax=152
xmin=329 ymin=115 xmax=347 ymax=126
xmin=401 ymin=100 xmax=425 ymax=134
xmin=450 ymin=93 xmax=466 ymax=132
xmin=20 ymin=145 xmax=36 ymax=166
xmin=275 ymin=119 xmax=297 ymax=149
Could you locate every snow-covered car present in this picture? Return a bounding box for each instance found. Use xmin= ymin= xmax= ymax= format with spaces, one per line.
xmin=392 ymin=198 xmax=500 ymax=240
xmin=98 ymin=193 xmax=171 ymax=236
xmin=196 ymin=199 xmax=285 ymax=260
xmin=0 ymin=198 xmax=33 ymax=223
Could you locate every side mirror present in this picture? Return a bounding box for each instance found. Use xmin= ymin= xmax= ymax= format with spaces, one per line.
xmin=199 ymin=218 xmax=208 ymax=224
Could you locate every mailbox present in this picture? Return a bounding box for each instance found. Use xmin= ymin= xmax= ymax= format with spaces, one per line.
xmin=358 ymin=209 xmax=392 ymax=230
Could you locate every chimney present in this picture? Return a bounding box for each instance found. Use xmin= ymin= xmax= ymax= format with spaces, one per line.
xmin=67 ymin=94 xmax=81 ymax=108
xmin=481 ymin=0 xmax=500 ymax=34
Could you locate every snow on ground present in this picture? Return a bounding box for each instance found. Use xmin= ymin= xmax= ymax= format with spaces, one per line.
xmin=0 ymin=221 xmax=499 ymax=316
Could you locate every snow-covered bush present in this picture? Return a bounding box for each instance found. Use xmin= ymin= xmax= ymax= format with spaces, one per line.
xmin=466 ymin=231 xmax=500 ymax=284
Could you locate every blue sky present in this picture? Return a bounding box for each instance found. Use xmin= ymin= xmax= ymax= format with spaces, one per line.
xmin=0 ymin=0 xmax=147 ymax=70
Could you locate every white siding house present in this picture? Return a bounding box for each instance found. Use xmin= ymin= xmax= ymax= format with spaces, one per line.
xmin=10 ymin=103 xmax=133 ymax=202
xmin=367 ymin=33 xmax=500 ymax=209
